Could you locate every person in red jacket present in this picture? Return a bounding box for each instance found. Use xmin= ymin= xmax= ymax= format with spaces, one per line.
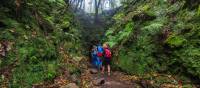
xmin=101 ymin=43 xmax=112 ymax=76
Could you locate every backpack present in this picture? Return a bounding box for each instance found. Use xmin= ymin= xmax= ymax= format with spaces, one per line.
xmin=104 ymin=48 xmax=112 ymax=58
xmin=97 ymin=45 xmax=103 ymax=57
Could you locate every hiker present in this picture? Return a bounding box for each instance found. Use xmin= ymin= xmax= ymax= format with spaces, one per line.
xmin=96 ymin=43 xmax=104 ymax=69
xmin=91 ymin=45 xmax=102 ymax=70
xmin=101 ymin=43 xmax=112 ymax=76
xmin=91 ymin=45 xmax=97 ymax=66
xmin=97 ymin=44 xmax=104 ymax=57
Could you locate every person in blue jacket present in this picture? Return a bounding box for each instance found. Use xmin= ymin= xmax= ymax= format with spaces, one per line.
xmin=91 ymin=45 xmax=102 ymax=70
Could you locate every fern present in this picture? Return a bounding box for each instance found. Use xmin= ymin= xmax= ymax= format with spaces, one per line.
xmin=165 ymin=34 xmax=187 ymax=48
xmin=142 ymin=22 xmax=163 ymax=35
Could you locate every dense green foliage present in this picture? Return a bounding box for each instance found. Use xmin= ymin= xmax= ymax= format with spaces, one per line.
xmin=1 ymin=0 xmax=200 ymax=87
xmin=105 ymin=0 xmax=200 ymax=79
xmin=0 ymin=0 xmax=82 ymax=87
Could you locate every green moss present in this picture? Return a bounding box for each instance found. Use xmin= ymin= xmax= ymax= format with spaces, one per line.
xmin=165 ymin=34 xmax=187 ymax=48
xmin=106 ymin=22 xmax=134 ymax=48
xmin=113 ymin=13 xmax=125 ymax=20
xmin=118 ymin=22 xmax=134 ymax=40
xmin=1 ymin=18 xmax=20 ymax=28
xmin=142 ymin=21 xmax=163 ymax=35
xmin=105 ymin=0 xmax=200 ymax=81
xmin=137 ymin=4 xmax=150 ymax=12
xmin=105 ymin=28 xmax=114 ymax=36
xmin=166 ymin=1 xmax=185 ymax=14
xmin=0 ymin=0 xmax=82 ymax=87
xmin=44 ymin=16 xmax=54 ymax=25
xmin=107 ymin=41 xmax=117 ymax=48
xmin=11 ymin=61 xmax=59 ymax=88
xmin=118 ymin=55 xmax=135 ymax=74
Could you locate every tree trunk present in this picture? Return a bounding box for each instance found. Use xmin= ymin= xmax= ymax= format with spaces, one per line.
xmin=94 ymin=0 xmax=101 ymax=22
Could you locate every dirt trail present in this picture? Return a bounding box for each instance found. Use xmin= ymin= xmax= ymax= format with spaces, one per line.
xmin=32 ymin=57 xmax=183 ymax=88
xmin=79 ymin=63 xmax=143 ymax=88
xmin=88 ymin=71 xmax=139 ymax=88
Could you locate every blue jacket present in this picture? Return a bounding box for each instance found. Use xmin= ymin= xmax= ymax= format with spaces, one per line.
xmin=91 ymin=50 xmax=102 ymax=69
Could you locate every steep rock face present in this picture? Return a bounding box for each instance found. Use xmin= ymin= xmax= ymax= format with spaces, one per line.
xmin=0 ymin=0 xmax=83 ymax=87
xmin=105 ymin=0 xmax=200 ymax=78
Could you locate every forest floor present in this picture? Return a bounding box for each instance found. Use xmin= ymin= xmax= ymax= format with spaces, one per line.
xmin=31 ymin=57 xmax=189 ymax=88
xmin=1 ymin=55 xmax=199 ymax=88
xmin=0 ymin=49 xmax=199 ymax=88
xmin=0 ymin=59 xmax=18 ymax=88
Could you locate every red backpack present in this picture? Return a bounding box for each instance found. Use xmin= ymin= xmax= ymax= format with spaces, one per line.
xmin=97 ymin=45 xmax=103 ymax=57
xmin=97 ymin=52 xmax=103 ymax=57
xmin=104 ymin=48 xmax=112 ymax=58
